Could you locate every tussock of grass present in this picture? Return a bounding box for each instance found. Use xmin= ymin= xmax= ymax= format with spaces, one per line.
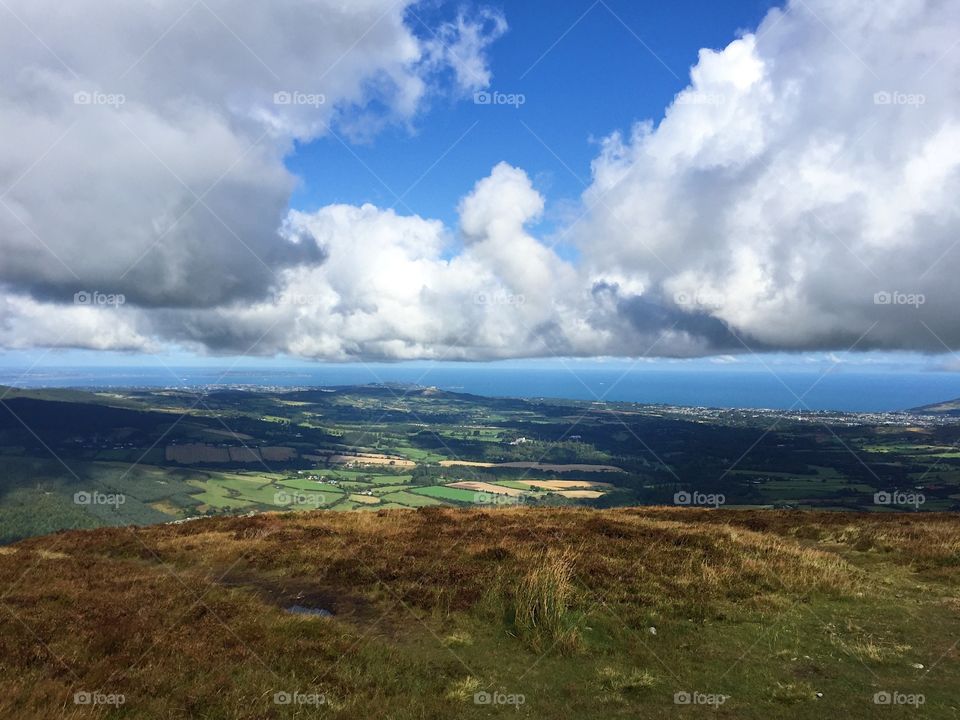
xmin=444 ymin=676 xmax=482 ymax=702
xmin=845 ymin=638 xmax=911 ymax=663
xmin=442 ymin=631 xmax=473 ymax=648
xmin=772 ymin=681 xmax=816 ymax=704
xmin=596 ymin=666 xmax=657 ymax=693
xmin=512 ymin=549 xmax=580 ymax=653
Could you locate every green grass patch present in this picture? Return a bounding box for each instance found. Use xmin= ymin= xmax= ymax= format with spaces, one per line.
xmin=410 ymin=486 xmax=479 ymax=503
xmin=379 ymin=491 xmax=443 ymax=507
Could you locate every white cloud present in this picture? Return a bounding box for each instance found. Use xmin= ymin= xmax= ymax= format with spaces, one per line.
xmin=422 ymin=8 xmax=508 ymax=94
xmin=3 ymin=0 xmax=960 ymax=361
xmin=0 ymin=0 xmax=503 ymax=312
xmin=0 ymin=294 xmax=154 ymax=352
xmin=142 ymin=163 xmax=586 ymax=360
xmin=578 ymin=0 xmax=960 ymax=354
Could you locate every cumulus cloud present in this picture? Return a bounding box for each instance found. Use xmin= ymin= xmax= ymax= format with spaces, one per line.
xmin=2 ymin=0 xmax=959 ymax=360
xmin=0 ymin=294 xmax=154 ymax=352
xmin=141 ymin=163 xmax=586 ymax=360
xmin=578 ymin=0 xmax=960 ymax=354
xmin=0 ymin=0 xmax=503 ymax=311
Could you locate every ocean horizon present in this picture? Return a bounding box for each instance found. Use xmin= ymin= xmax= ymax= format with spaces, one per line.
xmin=2 ymin=365 xmax=959 ymax=413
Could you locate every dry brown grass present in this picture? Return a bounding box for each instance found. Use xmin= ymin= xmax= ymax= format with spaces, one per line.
xmin=1 ymin=507 xmax=956 ymax=718
xmin=623 ymin=507 xmax=960 ymax=573
xmin=17 ymin=506 xmax=935 ymax=617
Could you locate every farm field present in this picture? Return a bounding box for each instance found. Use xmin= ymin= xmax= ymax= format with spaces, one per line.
xmin=448 ymin=481 xmax=526 ymax=496
xmin=437 ymin=460 xmax=626 ymax=472
xmin=2 ymin=383 xmax=960 ymax=542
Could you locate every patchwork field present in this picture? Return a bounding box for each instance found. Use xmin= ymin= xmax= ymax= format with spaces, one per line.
xmin=448 ymin=481 xmax=526 ymax=496
xmin=551 ymin=489 xmax=604 ymax=498
xmin=327 ymin=453 xmax=416 ymax=468
xmin=515 ymin=479 xmax=615 ymax=490
xmin=3 ymin=383 xmax=960 ymax=544
xmin=0 ymin=457 xmax=614 ymax=542
xmin=438 ymin=460 xmax=625 ymax=472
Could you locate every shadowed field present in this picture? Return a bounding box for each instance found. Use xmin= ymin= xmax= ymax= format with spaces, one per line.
xmin=0 ymin=507 xmax=957 ymax=718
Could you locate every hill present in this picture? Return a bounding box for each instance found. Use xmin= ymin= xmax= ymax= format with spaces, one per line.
xmin=913 ymin=397 xmax=960 ymax=415
xmin=0 ymin=506 xmax=957 ymax=718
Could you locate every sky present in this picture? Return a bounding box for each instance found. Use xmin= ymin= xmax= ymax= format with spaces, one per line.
xmin=286 ymin=1 xmax=783 ymax=227
xmin=0 ymin=0 xmax=958 ymax=373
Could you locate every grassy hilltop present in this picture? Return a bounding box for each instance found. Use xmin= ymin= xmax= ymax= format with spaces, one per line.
xmin=0 ymin=506 xmax=957 ymax=719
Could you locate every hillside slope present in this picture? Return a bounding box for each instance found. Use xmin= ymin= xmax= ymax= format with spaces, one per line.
xmin=1 ymin=507 xmax=957 ymax=718
xmin=913 ymin=397 xmax=960 ymax=415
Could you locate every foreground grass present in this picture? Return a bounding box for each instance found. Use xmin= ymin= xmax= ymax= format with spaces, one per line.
xmin=0 ymin=507 xmax=957 ymax=718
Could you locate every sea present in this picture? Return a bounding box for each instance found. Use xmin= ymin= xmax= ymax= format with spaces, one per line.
xmin=2 ymin=364 xmax=960 ymax=413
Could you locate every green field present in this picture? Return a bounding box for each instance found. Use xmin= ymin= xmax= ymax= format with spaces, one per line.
xmin=278 ymin=478 xmax=346 ymax=493
xmin=2 ymin=383 xmax=959 ymax=544
xmin=379 ymin=490 xmax=443 ymax=507
xmin=411 ymin=485 xmax=482 ymax=503
xmin=188 ymin=480 xmax=252 ymax=510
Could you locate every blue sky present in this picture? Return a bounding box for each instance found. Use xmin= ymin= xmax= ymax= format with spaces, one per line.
xmin=288 ymin=0 xmax=782 ymax=229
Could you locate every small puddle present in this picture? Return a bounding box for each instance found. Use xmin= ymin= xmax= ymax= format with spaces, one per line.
xmin=215 ymin=570 xmax=375 ymax=621
xmin=285 ymin=604 xmax=333 ymax=618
